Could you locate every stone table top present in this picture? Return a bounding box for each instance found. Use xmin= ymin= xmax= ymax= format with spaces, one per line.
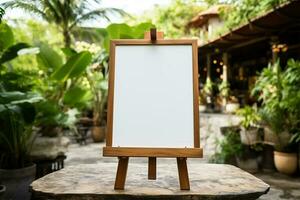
xmin=31 ymin=162 xmax=269 ymax=200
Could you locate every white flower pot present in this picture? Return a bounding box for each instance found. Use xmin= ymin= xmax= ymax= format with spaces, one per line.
xmin=225 ymin=103 xmax=240 ymax=113
xmin=240 ymin=127 xmax=259 ymax=145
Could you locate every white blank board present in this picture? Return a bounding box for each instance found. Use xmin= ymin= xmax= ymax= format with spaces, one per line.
xmin=112 ymin=45 xmax=194 ymax=148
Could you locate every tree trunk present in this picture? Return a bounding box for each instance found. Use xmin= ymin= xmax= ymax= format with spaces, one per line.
xmin=63 ymin=29 xmax=71 ymax=48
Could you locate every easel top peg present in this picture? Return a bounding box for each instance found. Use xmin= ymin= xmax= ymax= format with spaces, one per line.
xmin=144 ymin=28 xmax=164 ymax=41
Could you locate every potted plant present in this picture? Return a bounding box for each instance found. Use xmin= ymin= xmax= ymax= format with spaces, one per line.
xmin=210 ymin=129 xmax=242 ymax=165
xmin=236 ymin=106 xmax=261 ymax=145
xmin=226 ymin=95 xmax=240 ymax=113
xmin=0 ymin=91 xmax=43 ymax=200
xmin=210 ymin=129 xmax=260 ymax=172
xmin=85 ymin=50 xmax=109 ymax=142
xmin=251 ymin=60 xmax=299 ymax=175
xmin=235 ymin=144 xmax=262 ymax=173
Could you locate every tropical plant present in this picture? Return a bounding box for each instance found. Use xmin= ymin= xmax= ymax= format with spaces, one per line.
xmin=236 ymin=106 xmax=261 ymax=130
xmin=0 ymin=6 xmax=4 ymax=23
xmin=218 ymin=80 xmax=230 ymax=98
xmin=251 ymin=61 xmax=286 ymax=132
xmin=203 ymin=78 xmax=214 ymax=96
xmin=0 ymin=91 xmax=43 ymax=169
xmin=210 ymin=129 xmax=243 ymax=164
xmin=281 ymin=59 xmax=300 ymax=146
xmin=2 ymin=0 xmax=125 ymax=47
xmin=34 ymin=44 xmax=93 ymax=135
xmin=0 ymin=23 xmax=39 ymax=94
xmin=251 ymin=59 xmax=300 ymax=151
xmin=85 ymin=50 xmax=108 ymax=126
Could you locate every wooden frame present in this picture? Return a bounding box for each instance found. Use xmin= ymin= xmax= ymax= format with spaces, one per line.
xmin=103 ymin=32 xmax=202 ymax=190
xmin=103 ymin=39 xmax=201 ymax=157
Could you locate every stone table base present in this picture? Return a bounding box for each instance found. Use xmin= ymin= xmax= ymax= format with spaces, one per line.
xmin=31 ymin=162 xmax=269 ymax=200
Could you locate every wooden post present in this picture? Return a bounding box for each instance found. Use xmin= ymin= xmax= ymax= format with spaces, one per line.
xmin=177 ymin=157 xmax=190 ymax=190
xmin=114 ymin=157 xmax=129 ymax=190
xmin=222 ymin=52 xmax=229 ymax=106
xmin=148 ymin=157 xmax=156 ymax=180
xmin=206 ymin=54 xmax=211 ymax=80
xmin=270 ymin=36 xmax=279 ymax=64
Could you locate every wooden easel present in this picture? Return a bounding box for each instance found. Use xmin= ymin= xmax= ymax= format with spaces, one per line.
xmin=103 ymin=28 xmax=202 ymax=190
xmin=113 ymin=29 xmax=190 ymax=190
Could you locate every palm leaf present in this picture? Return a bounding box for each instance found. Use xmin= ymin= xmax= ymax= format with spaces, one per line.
xmin=2 ymin=0 xmax=49 ymax=21
xmin=70 ymin=8 xmax=126 ymax=29
xmin=0 ymin=6 xmax=4 ymax=23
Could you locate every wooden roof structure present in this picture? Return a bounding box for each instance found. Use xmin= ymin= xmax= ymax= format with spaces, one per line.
xmin=187 ymin=5 xmax=226 ymax=28
xmin=199 ymin=0 xmax=300 ymax=55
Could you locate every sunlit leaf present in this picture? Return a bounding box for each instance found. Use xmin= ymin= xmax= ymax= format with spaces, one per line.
xmin=51 ymin=51 xmax=92 ymax=81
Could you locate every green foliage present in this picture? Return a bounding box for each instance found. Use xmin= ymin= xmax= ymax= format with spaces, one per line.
xmin=36 ymin=43 xmax=63 ymax=72
xmin=0 ymin=91 xmax=43 ymax=169
xmin=63 ymin=86 xmax=92 ymax=109
xmin=236 ymin=106 xmax=260 ymax=130
xmin=100 ymin=23 xmax=154 ymax=51
xmin=0 ymin=71 xmax=35 ymax=93
xmin=34 ymin=45 xmax=93 ymax=133
xmin=0 ymin=43 xmax=30 ymax=64
xmin=2 ymin=0 xmax=125 ymax=47
xmin=251 ymin=61 xmax=286 ymax=134
xmin=126 ymin=0 xmax=205 ymax=38
xmin=35 ymin=100 xmax=72 ymax=128
xmin=85 ymin=50 xmax=109 ymax=125
xmin=210 ymin=129 xmax=243 ymax=164
xmin=252 ymin=59 xmax=300 ymax=150
xmin=203 ymin=78 xmax=214 ymax=95
xmin=218 ymin=80 xmax=230 ymax=98
xmin=281 ymin=59 xmax=300 ymax=146
xmin=0 ymin=23 xmax=14 ymax=51
xmin=220 ymin=0 xmax=287 ymax=30
xmin=0 ymin=6 xmax=4 ymax=23
xmin=51 ymin=51 xmax=92 ymax=82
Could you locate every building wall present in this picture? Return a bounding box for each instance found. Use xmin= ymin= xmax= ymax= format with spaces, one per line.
xmin=200 ymin=113 xmax=241 ymax=158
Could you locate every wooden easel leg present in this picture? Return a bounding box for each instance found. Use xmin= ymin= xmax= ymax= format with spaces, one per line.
xmin=176 ymin=157 xmax=190 ymax=190
xmin=148 ymin=157 xmax=156 ymax=180
xmin=114 ymin=157 xmax=129 ymax=190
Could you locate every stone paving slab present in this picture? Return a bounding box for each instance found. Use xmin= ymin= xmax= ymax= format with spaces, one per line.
xmin=31 ymin=163 xmax=269 ymax=200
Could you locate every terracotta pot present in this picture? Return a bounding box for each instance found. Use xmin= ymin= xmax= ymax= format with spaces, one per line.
xmin=0 ymin=164 xmax=36 ymax=200
xmin=92 ymin=126 xmax=106 ymax=143
xmin=225 ymin=103 xmax=240 ymax=113
xmin=240 ymin=127 xmax=259 ymax=145
xmin=274 ymin=151 xmax=297 ymax=175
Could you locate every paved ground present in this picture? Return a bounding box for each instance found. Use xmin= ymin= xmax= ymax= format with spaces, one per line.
xmin=65 ymin=141 xmax=300 ymax=200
